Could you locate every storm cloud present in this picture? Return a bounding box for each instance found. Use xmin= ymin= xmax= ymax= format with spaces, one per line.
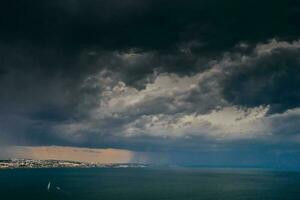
xmin=0 ymin=0 xmax=300 ymax=167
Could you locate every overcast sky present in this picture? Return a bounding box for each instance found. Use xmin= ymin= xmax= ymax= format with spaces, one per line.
xmin=1 ymin=0 xmax=300 ymax=168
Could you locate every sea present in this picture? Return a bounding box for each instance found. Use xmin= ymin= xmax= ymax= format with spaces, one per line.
xmin=0 ymin=168 xmax=300 ymax=200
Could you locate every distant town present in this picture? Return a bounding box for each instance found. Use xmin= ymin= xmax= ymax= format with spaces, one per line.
xmin=0 ymin=159 xmax=147 ymax=169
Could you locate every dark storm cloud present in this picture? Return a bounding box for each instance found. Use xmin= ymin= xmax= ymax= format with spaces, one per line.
xmin=1 ymin=0 xmax=300 ymax=85
xmin=223 ymin=48 xmax=300 ymax=114
xmin=0 ymin=0 xmax=300 ymax=153
xmin=1 ymin=0 xmax=300 ymax=52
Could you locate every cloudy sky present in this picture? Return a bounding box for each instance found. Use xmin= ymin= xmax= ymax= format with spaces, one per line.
xmin=1 ymin=0 xmax=300 ymax=168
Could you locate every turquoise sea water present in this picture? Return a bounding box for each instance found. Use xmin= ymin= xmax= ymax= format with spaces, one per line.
xmin=1 ymin=168 xmax=300 ymax=200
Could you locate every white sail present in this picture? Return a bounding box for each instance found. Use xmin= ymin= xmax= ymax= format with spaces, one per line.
xmin=47 ymin=182 xmax=51 ymax=191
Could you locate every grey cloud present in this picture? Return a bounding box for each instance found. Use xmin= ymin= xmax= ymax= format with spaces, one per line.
xmin=1 ymin=37 xmax=300 ymax=152
xmin=1 ymin=0 xmax=300 ymax=167
xmin=223 ymin=48 xmax=300 ymax=114
xmin=267 ymin=109 xmax=300 ymax=138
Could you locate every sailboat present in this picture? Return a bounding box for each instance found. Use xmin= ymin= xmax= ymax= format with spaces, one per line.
xmin=47 ymin=181 xmax=51 ymax=191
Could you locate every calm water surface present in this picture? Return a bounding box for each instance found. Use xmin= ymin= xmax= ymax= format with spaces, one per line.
xmin=0 ymin=168 xmax=300 ymax=200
